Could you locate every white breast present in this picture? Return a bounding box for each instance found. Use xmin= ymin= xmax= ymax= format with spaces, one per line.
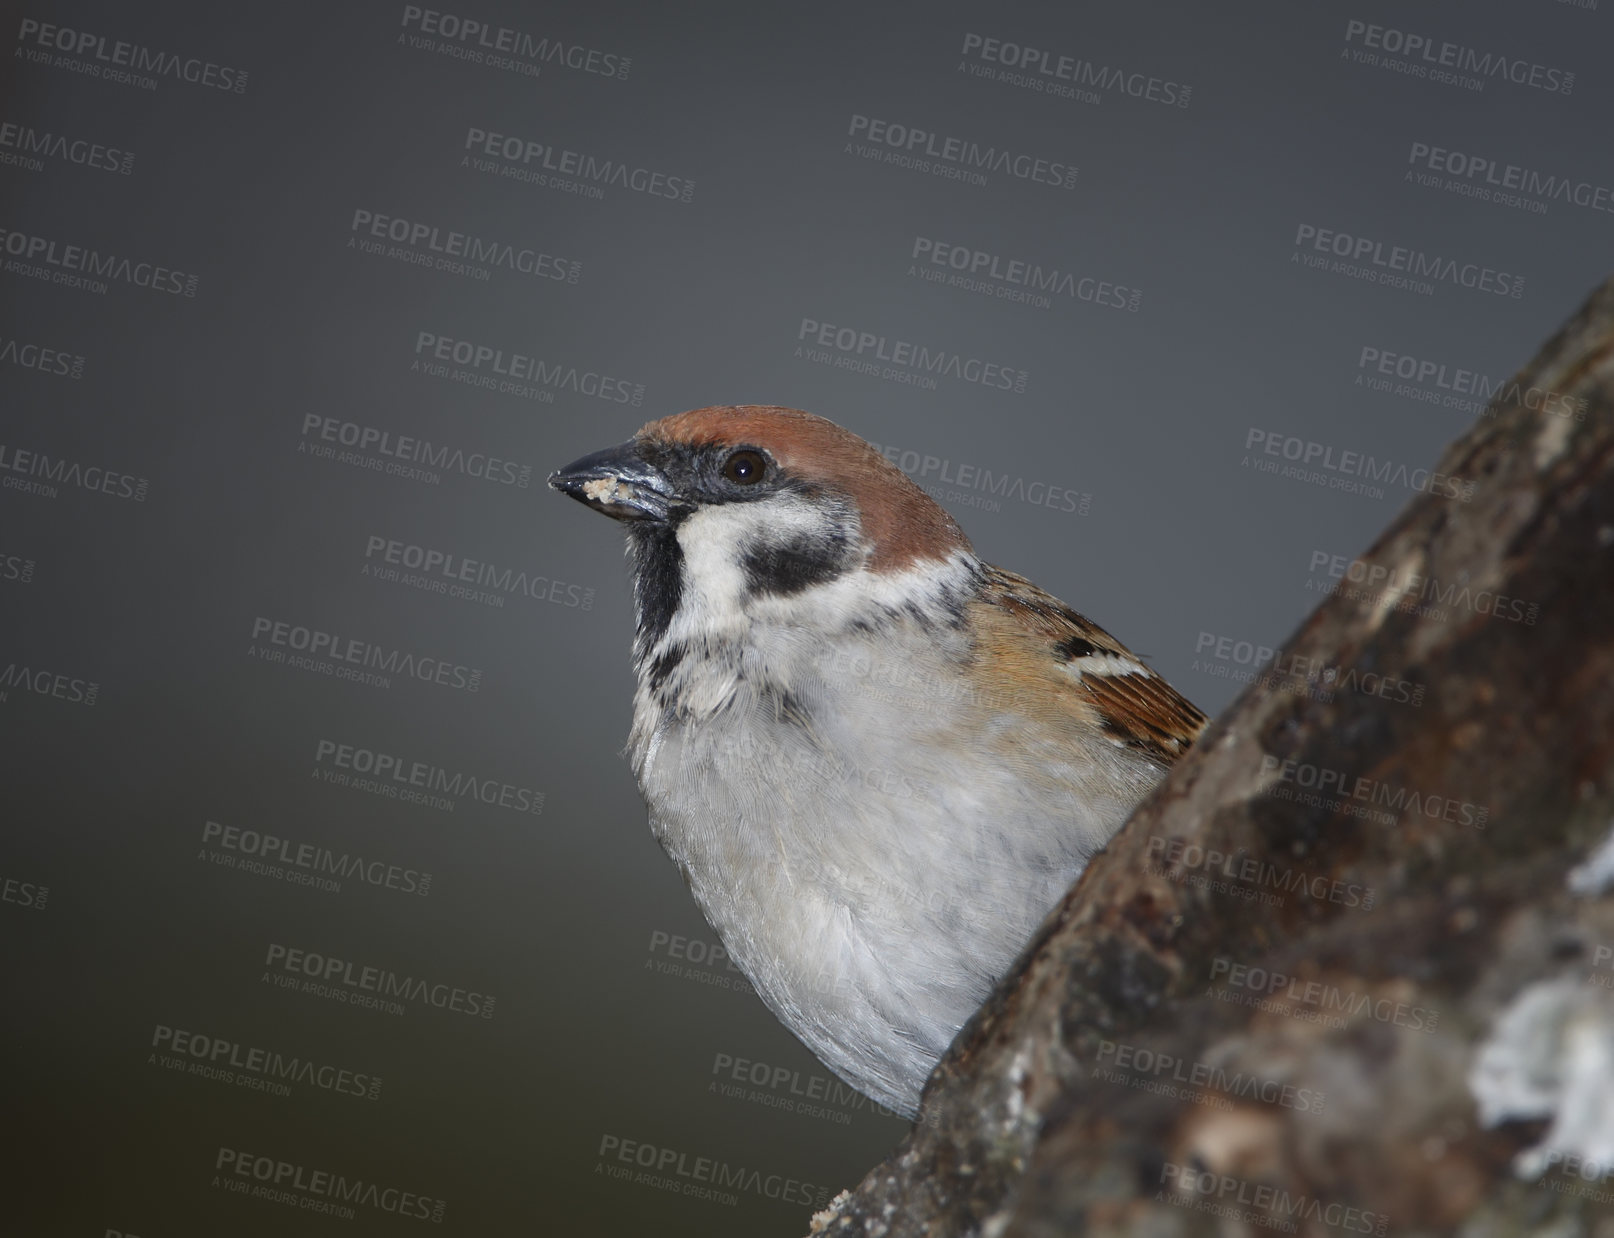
xmin=629 ymin=601 xmax=1164 ymax=1116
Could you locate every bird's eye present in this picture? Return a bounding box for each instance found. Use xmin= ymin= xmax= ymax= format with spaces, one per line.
xmin=722 ymin=449 xmax=767 ymax=485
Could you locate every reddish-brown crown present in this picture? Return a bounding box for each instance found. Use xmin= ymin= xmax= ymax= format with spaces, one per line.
xmin=637 ymin=405 xmax=972 ymax=571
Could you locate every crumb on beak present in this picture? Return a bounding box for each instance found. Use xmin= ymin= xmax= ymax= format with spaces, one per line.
xmin=583 ymin=476 xmax=632 ymax=505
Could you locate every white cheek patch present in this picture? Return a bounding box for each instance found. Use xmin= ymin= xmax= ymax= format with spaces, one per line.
xmin=659 ymin=499 xmax=976 ymax=669
xmin=676 ymin=506 xmax=754 ymax=618
xmin=671 ymin=497 xmax=842 ymax=637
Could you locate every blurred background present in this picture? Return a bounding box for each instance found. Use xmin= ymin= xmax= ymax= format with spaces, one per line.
xmin=1 ymin=1 xmax=1606 ymax=1233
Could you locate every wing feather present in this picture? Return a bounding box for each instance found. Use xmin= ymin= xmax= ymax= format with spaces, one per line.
xmin=971 ymin=565 xmax=1208 ymax=763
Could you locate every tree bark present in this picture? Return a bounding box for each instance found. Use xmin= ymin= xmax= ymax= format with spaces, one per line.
xmin=810 ymin=275 xmax=1614 ymax=1237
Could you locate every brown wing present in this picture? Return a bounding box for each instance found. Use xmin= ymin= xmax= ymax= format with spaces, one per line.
xmin=973 ymin=564 xmax=1208 ymax=763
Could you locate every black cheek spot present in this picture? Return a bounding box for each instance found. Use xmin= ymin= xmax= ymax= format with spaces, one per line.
xmin=741 ymin=532 xmax=850 ymax=598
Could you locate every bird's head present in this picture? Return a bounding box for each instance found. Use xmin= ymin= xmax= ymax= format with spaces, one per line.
xmin=549 ymin=404 xmax=975 ymax=650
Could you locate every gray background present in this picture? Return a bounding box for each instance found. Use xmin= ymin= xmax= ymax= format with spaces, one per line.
xmin=1 ymin=0 xmax=1608 ymax=1233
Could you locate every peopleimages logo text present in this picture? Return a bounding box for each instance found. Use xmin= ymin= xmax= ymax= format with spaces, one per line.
xmin=1406 ymin=142 xmax=1613 ymax=215
xmin=910 ymin=237 xmax=1140 ymax=311
xmin=349 ymin=209 xmax=578 ymax=281
xmin=1293 ymin=224 xmax=1522 ymax=297
xmin=313 ymin=738 xmax=544 ymax=814
xmin=264 ymin=943 xmax=494 ymax=1018
xmin=399 ymin=5 xmax=627 ymax=77
xmin=0 ymin=335 xmax=85 ymax=378
xmin=846 ymin=114 xmax=1076 ymax=189
xmin=1342 ymin=19 xmax=1574 ymax=94
xmin=154 ymin=1023 xmax=382 ymax=1100
xmin=463 ymin=127 xmax=691 ymax=201
xmin=0 ymin=120 xmax=133 ymax=173
xmin=798 ymin=317 xmax=1029 ymax=392
xmin=252 ymin=614 xmax=483 ymax=692
xmin=960 ymin=32 xmax=1191 ymax=106
xmin=0 ymin=443 xmax=148 ymax=501
xmin=15 ymin=17 xmax=249 ymax=91
xmin=215 ymin=1146 xmax=445 ymax=1222
xmin=204 ymin=819 xmax=431 ymax=895
xmin=0 ymin=226 xmax=198 ymax=295
xmin=414 ymin=331 xmax=644 ymax=404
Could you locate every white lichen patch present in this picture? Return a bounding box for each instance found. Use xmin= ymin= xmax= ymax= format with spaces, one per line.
xmin=1468 ymin=976 xmax=1614 ymax=1179
xmin=1000 ymin=1038 xmax=1034 ymax=1129
xmin=1567 ymin=822 xmax=1614 ymax=897
xmin=1365 ymin=548 xmax=1425 ymax=636
xmin=1533 ymin=409 xmax=1576 ymax=471
xmin=806 ymin=1188 xmax=852 ymax=1235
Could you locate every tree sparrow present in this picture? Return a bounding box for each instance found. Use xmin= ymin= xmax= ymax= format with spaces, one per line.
xmin=550 ymin=405 xmax=1207 ymax=1119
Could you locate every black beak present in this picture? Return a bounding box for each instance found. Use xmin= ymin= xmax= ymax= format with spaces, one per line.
xmin=548 ymin=440 xmax=677 ymax=523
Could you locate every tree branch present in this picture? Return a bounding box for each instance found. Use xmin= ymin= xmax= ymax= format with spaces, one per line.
xmin=812 ymin=275 xmax=1614 ymax=1236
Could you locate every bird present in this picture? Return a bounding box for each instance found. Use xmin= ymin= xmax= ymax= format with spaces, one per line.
xmin=549 ymin=404 xmax=1207 ymax=1119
